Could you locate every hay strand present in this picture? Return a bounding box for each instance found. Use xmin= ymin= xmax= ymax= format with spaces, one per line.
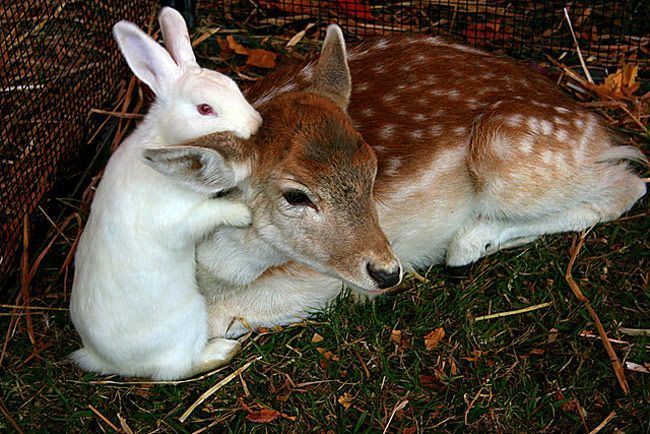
xmin=565 ymin=232 xmax=629 ymax=395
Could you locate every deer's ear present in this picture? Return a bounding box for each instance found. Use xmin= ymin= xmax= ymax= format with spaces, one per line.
xmin=141 ymin=146 xmax=240 ymax=194
xmin=306 ymin=25 xmax=351 ymax=110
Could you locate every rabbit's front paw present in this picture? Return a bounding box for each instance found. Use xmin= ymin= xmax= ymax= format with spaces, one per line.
xmin=219 ymin=202 xmax=252 ymax=227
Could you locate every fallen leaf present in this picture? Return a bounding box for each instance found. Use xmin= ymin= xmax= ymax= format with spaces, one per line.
xmin=390 ymin=329 xmax=402 ymax=345
xmin=226 ymin=35 xmax=249 ymax=55
xmin=402 ymin=427 xmax=417 ymax=434
xmin=449 ymin=357 xmax=459 ymax=376
xmin=338 ymin=392 xmax=353 ymax=409
xmin=316 ymin=347 xmax=339 ymax=361
xmin=246 ymin=408 xmax=281 ymax=423
xmin=311 ymin=332 xmax=324 ymax=343
xmin=595 ymin=64 xmax=641 ymax=99
xmin=462 ymin=350 xmax=485 ymax=362
xmin=246 ymin=49 xmax=278 ymax=69
xmin=424 ymin=327 xmax=445 ymax=350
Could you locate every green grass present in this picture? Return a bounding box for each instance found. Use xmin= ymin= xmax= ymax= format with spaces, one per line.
xmin=1 ymin=201 xmax=648 ymax=433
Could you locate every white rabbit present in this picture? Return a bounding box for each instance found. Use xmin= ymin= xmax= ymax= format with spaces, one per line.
xmin=69 ymin=7 xmax=261 ymax=380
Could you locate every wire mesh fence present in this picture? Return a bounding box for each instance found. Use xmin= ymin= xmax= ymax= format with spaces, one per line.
xmin=200 ymin=0 xmax=649 ymax=69
xmin=0 ymin=1 xmax=157 ymax=282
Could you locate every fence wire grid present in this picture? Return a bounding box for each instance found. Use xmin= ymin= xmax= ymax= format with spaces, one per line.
xmin=202 ymin=0 xmax=649 ymax=69
xmin=0 ymin=1 xmax=157 ymax=283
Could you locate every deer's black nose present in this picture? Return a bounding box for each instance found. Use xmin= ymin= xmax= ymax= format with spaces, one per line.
xmin=366 ymin=262 xmax=402 ymax=289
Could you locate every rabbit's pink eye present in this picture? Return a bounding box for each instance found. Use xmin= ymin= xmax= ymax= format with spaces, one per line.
xmin=197 ymin=104 xmax=214 ymax=115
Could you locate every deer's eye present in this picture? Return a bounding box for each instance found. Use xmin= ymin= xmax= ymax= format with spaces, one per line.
xmin=197 ymin=104 xmax=214 ymax=115
xmin=282 ymin=189 xmax=315 ymax=209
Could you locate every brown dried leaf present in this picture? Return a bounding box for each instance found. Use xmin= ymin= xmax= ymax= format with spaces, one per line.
xmin=424 ymin=327 xmax=445 ymax=350
xmin=462 ymin=350 xmax=485 ymax=362
xmin=226 ymin=35 xmax=249 ymax=55
xmin=338 ymin=392 xmax=353 ymax=409
xmin=216 ymin=37 xmax=233 ymax=58
xmin=245 ymin=408 xmax=281 ymax=423
xmin=595 ymin=64 xmax=641 ymax=99
xmin=246 ymin=49 xmax=278 ymax=69
xmin=450 ymin=357 xmax=459 ymax=376
xmin=316 ymin=347 xmax=339 ymax=361
xmin=390 ymin=329 xmax=402 ymax=345
xmin=311 ymin=332 xmax=324 ymax=343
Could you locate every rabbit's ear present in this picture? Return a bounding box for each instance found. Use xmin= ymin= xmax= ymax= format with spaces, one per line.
xmin=158 ymin=7 xmax=198 ymax=67
xmin=141 ymin=146 xmax=239 ymax=193
xmin=113 ymin=21 xmax=179 ymax=97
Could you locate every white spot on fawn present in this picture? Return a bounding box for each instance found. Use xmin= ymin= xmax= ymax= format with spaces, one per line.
xmin=380 ymin=124 xmax=396 ymax=139
xmin=385 ymin=157 xmax=402 ymax=176
xmin=493 ymin=135 xmax=512 ymax=158
xmin=540 ymin=120 xmax=554 ymax=136
xmin=356 ymin=82 xmax=369 ymax=92
xmin=519 ymin=136 xmax=534 ymax=154
xmin=361 ymin=107 xmax=374 ymax=118
xmin=429 ymin=124 xmax=443 ymax=136
xmin=531 ymin=100 xmax=549 ymax=108
xmin=410 ymin=129 xmax=424 ymax=140
xmin=453 ymin=126 xmax=467 ymax=135
xmin=542 ymin=150 xmax=553 ymax=164
xmin=466 ymin=98 xmax=483 ymax=110
xmin=555 ymin=128 xmax=568 ymax=142
xmin=554 ymin=106 xmax=569 ymax=114
xmin=372 ymin=65 xmax=385 ymax=73
xmin=526 ymin=116 xmax=540 ymax=131
xmin=414 ymin=113 xmax=428 ymax=122
xmin=383 ymin=94 xmax=397 ymax=103
xmin=506 ymin=114 xmax=524 ymax=127
xmin=553 ymin=116 xmax=569 ymax=126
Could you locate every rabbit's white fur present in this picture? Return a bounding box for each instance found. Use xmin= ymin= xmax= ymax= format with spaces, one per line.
xmin=69 ymin=8 xmax=261 ymax=380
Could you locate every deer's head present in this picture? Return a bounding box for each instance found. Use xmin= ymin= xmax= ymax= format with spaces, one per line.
xmin=172 ymin=26 xmax=402 ymax=293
